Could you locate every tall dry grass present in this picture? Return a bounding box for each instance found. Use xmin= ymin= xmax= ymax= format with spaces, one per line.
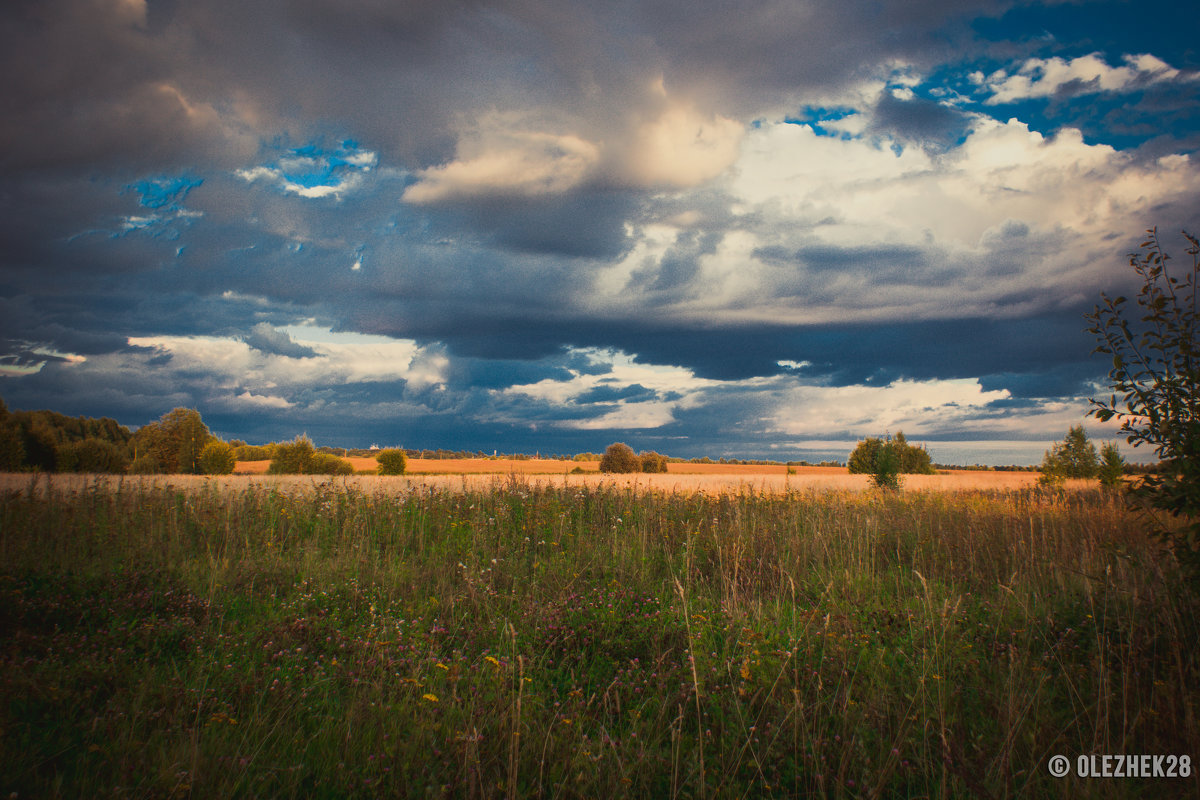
xmin=0 ymin=478 xmax=1194 ymax=798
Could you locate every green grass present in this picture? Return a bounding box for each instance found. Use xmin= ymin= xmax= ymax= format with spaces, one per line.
xmin=1 ymin=479 xmax=1197 ymax=798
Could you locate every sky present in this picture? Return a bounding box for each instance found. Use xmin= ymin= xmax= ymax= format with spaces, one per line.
xmin=2 ymin=0 xmax=1198 ymax=464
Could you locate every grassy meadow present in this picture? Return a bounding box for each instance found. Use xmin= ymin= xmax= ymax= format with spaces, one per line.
xmin=1 ymin=475 xmax=1198 ymax=798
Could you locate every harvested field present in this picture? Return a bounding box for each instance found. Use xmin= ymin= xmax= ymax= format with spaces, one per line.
xmin=234 ymin=456 xmax=599 ymax=474
xmin=2 ymin=465 xmax=1052 ymax=497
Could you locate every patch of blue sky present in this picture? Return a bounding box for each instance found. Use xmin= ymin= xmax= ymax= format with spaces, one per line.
xmin=944 ymin=0 xmax=1200 ymax=151
xmin=784 ymin=106 xmax=861 ymax=139
xmin=971 ymin=1 xmax=1199 ymax=71
xmin=921 ymin=59 xmax=1200 ymax=152
xmin=125 ymin=174 xmax=203 ymax=211
xmin=239 ymin=139 xmax=379 ymax=199
xmin=116 ymin=173 xmax=203 ymax=238
xmin=281 ymin=324 xmax=397 ymax=346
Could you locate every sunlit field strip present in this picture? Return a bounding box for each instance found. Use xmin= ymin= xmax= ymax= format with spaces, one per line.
xmin=0 ymin=468 xmax=1052 ymax=498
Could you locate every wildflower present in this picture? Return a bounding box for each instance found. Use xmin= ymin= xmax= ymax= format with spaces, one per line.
xmin=422 ymin=693 xmax=439 ymax=703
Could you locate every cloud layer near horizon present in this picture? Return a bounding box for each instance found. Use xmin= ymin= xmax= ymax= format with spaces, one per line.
xmin=3 ymin=0 xmax=1199 ymax=463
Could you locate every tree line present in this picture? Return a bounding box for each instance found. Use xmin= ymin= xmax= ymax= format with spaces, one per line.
xmin=0 ymin=401 xmax=374 ymax=476
xmin=0 ymin=401 xmax=239 ymax=475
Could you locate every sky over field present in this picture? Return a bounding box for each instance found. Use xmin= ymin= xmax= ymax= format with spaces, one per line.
xmin=2 ymin=0 xmax=1198 ymax=463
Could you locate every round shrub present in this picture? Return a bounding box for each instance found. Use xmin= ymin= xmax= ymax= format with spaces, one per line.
xmin=599 ymin=442 xmax=641 ymax=474
xmin=200 ymin=441 xmax=236 ymax=475
xmin=376 ymin=448 xmax=407 ymax=475
xmin=640 ymin=451 xmax=668 ymax=473
xmin=268 ymin=436 xmax=316 ymax=474
xmin=309 ymin=452 xmax=354 ymax=475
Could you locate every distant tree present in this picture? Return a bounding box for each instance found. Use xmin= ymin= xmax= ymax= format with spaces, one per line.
xmin=232 ymin=444 xmax=272 ymax=461
xmin=892 ymin=432 xmax=936 ymax=475
xmin=55 ymin=438 xmax=128 ymax=474
xmin=1060 ymin=425 xmax=1099 ymax=478
xmin=199 ymin=441 xmax=237 ymax=475
xmin=1098 ymin=443 xmax=1126 ymax=489
xmin=599 ymin=442 xmax=641 ymax=474
xmin=1086 ymin=228 xmax=1199 ymax=577
xmin=268 ymin=436 xmax=316 ymax=474
xmin=640 ymin=451 xmax=668 ymax=473
xmin=376 ymin=448 xmax=408 ymax=475
xmin=18 ymin=422 xmax=59 ymax=472
xmin=0 ymin=399 xmax=24 ymax=471
xmin=848 ymin=432 xmax=933 ymax=476
xmin=1039 ymin=426 xmax=1099 ymax=486
xmin=847 ymin=437 xmax=884 ymax=474
xmin=1037 ymin=448 xmax=1066 ymax=488
xmin=871 ymin=439 xmax=902 ymax=492
xmin=134 ymin=408 xmax=213 ymax=474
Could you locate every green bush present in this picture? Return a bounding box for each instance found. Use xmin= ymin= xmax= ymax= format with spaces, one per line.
xmin=376 ymin=449 xmax=407 ymax=475
xmin=232 ymin=444 xmax=272 ymax=461
xmin=200 ymin=441 xmax=237 ymax=475
xmin=847 ymin=438 xmax=883 ymax=474
xmin=848 ymin=432 xmax=933 ymax=477
xmin=132 ymin=408 xmax=212 ymax=474
xmin=1043 ymin=426 xmax=1099 ymax=479
xmin=639 ymin=451 xmax=668 ymax=473
xmin=1098 ymin=443 xmax=1125 ymax=488
xmin=268 ymin=436 xmax=316 ymax=475
xmin=599 ymin=442 xmax=641 ymax=474
xmin=871 ymin=441 xmax=903 ymax=491
xmin=309 ymin=452 xmax=354 ymax=475
xmin=55 ymin=438 xmax=128 ymax=474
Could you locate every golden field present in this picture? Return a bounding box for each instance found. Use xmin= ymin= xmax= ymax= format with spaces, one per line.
xmin=1 ymin=461 xmax=1056 ymax=496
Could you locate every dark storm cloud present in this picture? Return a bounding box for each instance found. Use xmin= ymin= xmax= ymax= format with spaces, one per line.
xmin=444 ymin=358 xmax=576 ymax=391
xmin=978 ymin=366 xmax=1101 ymax=399
xmin=3 ymin=0 xmax=1198 ymax=461
xmin=606 ymin=313 xmax=1098 ymax=388
xmin=428 ymin=190 xmax=640 ymax=259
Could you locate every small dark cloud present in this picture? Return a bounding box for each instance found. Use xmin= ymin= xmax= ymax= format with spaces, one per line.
xmin=575 ymin=383 xmax=655 ymax=404
xmin=629 ymin=229 xmax=723 ymax=297
xmin=243 ymin=323 xmax=318 ymax=359
xmin=869 ymin=91 xmax=973 ymax=150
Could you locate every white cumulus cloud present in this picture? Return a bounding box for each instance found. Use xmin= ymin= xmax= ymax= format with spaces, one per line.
xmin=978 ymin=52 xmax=1192 ymax=104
